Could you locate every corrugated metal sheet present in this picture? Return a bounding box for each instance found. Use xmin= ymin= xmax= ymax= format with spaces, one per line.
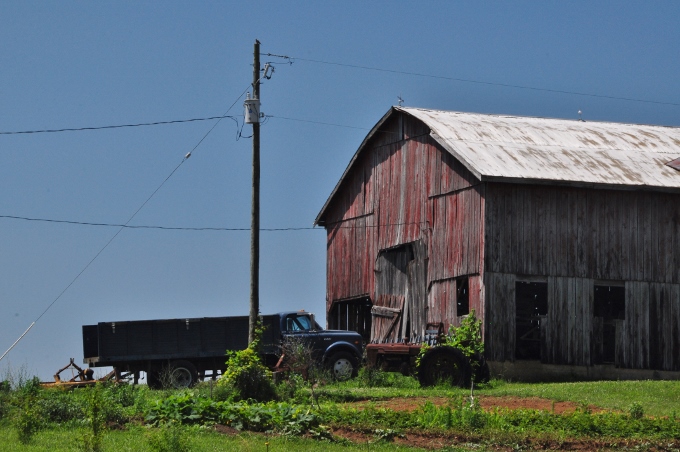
xmin=400 ymin=107 xmax=680 ymax=189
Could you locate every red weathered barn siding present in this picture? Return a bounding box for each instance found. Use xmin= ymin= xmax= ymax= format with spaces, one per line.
xmin=428 ymin=274 xmax=484 ymax=333
xmin=322 ymin=112 xmax=485 ymax=339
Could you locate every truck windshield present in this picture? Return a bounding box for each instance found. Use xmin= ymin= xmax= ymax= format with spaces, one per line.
xmin=287 ymin=314 xmax=313 ymax=331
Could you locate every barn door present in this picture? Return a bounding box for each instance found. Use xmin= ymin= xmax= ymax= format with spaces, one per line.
xmin=372 ymin=241 xmax=427 ymax=343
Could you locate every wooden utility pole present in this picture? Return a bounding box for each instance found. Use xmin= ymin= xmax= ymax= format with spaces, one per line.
xmin=248 ymin=39 xmax=261 ymax=344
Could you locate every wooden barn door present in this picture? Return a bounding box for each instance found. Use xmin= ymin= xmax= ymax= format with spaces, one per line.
xmin=372 ymin=240 xmax=427 ymax=343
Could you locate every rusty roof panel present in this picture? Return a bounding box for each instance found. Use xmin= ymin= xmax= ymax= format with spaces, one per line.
xmin=400 ymin=107 xmax=680 ymax=189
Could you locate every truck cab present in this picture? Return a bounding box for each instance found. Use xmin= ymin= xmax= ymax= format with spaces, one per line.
xmin=277 ymin=311 xmax=364 ymax=380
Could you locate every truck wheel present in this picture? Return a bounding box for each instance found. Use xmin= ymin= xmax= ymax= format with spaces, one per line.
xmin=327 ymin=352 xmax=358 ymax=381
xmin=418 ymin=347 xmax=471 ymax=388
xmin=170 ymin=360 xmax=199 ymax=389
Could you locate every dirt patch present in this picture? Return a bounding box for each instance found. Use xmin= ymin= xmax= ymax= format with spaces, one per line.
xmin=329 ymin=428 xmax=678 ymax=451
xmin=340 ymin=395 xmax=601 ymax=414
xmin=213 ymin=424 xmax=240 ymax=435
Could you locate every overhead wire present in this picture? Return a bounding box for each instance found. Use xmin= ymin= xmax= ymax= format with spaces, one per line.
xmin=0 ymin=115 xmax=239 ymax=135
xmin=0 ymin=213 xmax=429 ymax=232
xmin=263 ymin=52 xmax=680 ymax=108
xmin=0 ymin=83 xmax=254 ymax=363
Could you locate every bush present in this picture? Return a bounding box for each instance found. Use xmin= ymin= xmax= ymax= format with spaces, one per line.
xmin=217 ymin=324 xmax=276 ymax=402
xmin=218 ymin=347 xmax=276 ymax=402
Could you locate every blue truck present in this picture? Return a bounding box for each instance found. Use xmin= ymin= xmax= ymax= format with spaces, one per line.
xmin=82 ymin=310 xmax=363 ymax=388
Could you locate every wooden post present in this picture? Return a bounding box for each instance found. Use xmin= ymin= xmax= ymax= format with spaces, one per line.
xmin=249 ymin=40 xmax=261 ymax=344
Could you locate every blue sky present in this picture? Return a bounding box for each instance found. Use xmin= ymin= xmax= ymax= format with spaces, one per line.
xmin=1 ymin=2 xmax=679 ymax=380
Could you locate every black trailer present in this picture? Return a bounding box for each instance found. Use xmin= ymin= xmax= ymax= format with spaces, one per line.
xmin=83 ymin=311 xmax=363 ymax=388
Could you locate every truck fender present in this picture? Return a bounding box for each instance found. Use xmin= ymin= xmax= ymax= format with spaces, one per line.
xmin=322 ymin=341 xmax=362 ymax=363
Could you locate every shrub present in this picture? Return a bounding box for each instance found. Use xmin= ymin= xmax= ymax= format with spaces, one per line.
xmin=217 ymin=324 xmax=276 ymax=402
xmin=218 ymin=347 xmax=276 ymax=402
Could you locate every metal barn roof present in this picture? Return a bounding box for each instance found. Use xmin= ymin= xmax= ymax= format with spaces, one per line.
xmin=316 ymin=107 xmax=680 ymax=225
xmin=401 ymin=106 xmax=680 ymax=188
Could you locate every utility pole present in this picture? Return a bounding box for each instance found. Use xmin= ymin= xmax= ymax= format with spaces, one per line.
xmin=248 ymin=39 xmax=261 ymax=344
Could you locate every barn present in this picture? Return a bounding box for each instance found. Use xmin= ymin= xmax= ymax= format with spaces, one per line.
xmin=315 ymin=106 xmax=680 ymax=380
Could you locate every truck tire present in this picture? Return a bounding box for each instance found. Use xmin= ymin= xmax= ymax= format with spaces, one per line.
xmin=418 ymin=347 xmax=471 ymax=388
xmin=326 ymin=352 xmax=358 ymax=381
xmin=170 ymin=360 xmax=199 ymax=389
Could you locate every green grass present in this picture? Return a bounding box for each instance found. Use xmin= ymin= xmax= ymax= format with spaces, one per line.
xmin=2 ymin=368 xmax=679 ymax=450
xmin=322 ymin=375 xmax=680 ymax=417
xmin=478 ymin=380 xmax=680 ymax=417
xmin=0 ymin=425 xmax=431 ymax=451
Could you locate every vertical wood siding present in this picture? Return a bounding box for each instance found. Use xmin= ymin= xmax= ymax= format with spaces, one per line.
xmin=484 ymin=272 xmax=680 ymax=370
xmin=485 ymin=183 xmax=680 ymax=283
xmin=543 ymin=277 xmax=593 ymax=366
xmin=483 ymin=272 xmax=516 ymax=362
xmin=429 ymin=185 xmax=483 ymax=282
xmin=324 ymin=111 xmax=484 ymax=337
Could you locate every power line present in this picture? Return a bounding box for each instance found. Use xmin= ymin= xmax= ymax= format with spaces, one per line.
xmin=263 ymin=53 xmax=680 ymax=108
xmin=0 ymin=83 xmax=253 ymax=364
xmin=0 ymin=115 xmax=239 ymax=135
xmin=0 ymin=213 xmax=430 ymax=232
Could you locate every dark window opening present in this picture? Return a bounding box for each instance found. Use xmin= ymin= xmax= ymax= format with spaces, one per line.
xmin=594 ymin=285 xmax=625 ymax=320
xmin=456 ymin=277 xmax=470 ymax=316
xmin=594 ymin=285 xmax=625 ymax=364
xmin=329 ymin=297 xmax=372 ymax=343
xmin=515 ymin=281 xmax=548 ymax=360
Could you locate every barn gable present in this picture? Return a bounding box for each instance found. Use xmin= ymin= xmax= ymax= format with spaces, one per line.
xmin=318 ymin=106 xmax=680 ymax=379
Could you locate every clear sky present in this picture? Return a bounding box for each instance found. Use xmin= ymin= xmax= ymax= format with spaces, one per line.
xmin=1 ymin=1 xmax=679 ymax=380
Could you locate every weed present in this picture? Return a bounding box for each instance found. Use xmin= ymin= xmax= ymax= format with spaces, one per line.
xmin=629 ymin=402 xmax=644 ymax=420
xmin=14 ymin=396 xmax=42 ymax=444
xmin=357 ymin=364 xmax=391 ymax=388
xmin=373 ymin=428 xmax=404 ymax=442
xmin=77 ymin=384 xmax=107 ymax=452
xmin=147 ymin=422 xmax=190 ymax=452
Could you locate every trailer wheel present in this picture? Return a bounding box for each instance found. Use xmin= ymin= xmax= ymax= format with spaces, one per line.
xmin=418 ymin=347 xmax=471 ymax=388
xmin=170 ymin=360 xmax=199 ymax=389
xmin=326 ymin=352 xmax=358 ymax=381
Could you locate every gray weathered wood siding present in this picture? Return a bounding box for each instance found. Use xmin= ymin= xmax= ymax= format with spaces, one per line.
xmin=484 ymin=182 xmax=680 ymax=370
xmin=484 ymin=183 xmax=680 ymax=283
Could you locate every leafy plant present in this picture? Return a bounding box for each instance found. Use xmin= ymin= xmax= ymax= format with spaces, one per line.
xmin=443 ymin=310 xmax=484 ymax=359
xmin=629 ymin=402 xmax=644 ymax=420
xmin=77 ymin=384 xmax=107 ymax=452
xmin=217 ymin=322 xmax=276 ymax=402
xmin=416 ymin=310 xmax=485 ymax=379
xmin=147 ymin=422 xmax=190 ymax=452
xmin=14 ymin=396 xmax=42 ymax=444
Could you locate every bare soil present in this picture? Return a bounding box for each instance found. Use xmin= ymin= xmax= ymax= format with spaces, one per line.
xmin=338 ymin=395 xmax=601 ymax=414
xmin=213 ymin=396 xmax=676 ymax=451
